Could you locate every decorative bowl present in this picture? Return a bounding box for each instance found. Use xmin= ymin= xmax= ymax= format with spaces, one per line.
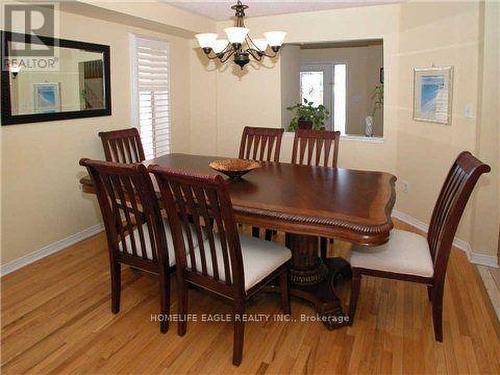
xmin=209 ymin=159 xmax=261 ymax=180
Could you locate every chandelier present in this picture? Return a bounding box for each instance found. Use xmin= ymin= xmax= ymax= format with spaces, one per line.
xmin=194 ymin=1 xmax=286 ymax=69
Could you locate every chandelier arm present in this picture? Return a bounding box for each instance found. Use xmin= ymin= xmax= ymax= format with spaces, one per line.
xmin=245 ymin=34 xmax=260 ymax=52
xmin=220 ymin=49 xmax=236 ymax=63
xmin=221 ymin=42 xmax=232 ymax=54
xmin=246 ymin=48 xmax=278 ymax=59
xmin=203 ymin=51 xmax=221 ymax=60
xmin=261 ymin=49 xmax=279 ymax=58
xmin=245 ymin=34 xmax=279 ymax=58
xmin=247 ymin=48 xmax=263 ymax=61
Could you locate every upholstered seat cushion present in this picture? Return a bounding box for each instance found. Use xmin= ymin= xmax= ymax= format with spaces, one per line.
xmin=188 ymin=234 xmax=292 ymax=291
xmin=350 ymin=229 xmax=434 ymax=277
xmin=118 ymin=220 xmax=203 ymax=266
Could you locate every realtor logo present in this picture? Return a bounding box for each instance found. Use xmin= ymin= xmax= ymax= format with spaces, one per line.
xmin=2 ymin=3 xmax=59 ymax=72
xmin=4 ymin=3 xmax=55 ymax=56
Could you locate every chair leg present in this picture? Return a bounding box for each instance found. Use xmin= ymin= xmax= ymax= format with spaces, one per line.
xmin=252 ymin=226 xmax=260 ymax=238
xmin=177 ymin=277 xmax=188 ymax=337
xmin=232 ymin=301 xmax=246 ymax=366
xmin=279 ymin=270 xmax=291 ymax=315
xmin=159 ymin=267 xmax=170 ymax=334
xmin=348 ymin=270 xmax=361 ymax=326
xmin=111 ymin=262 xmax=121 ymax=314
xmin=431 ymin=284 xmax=444 ymax=342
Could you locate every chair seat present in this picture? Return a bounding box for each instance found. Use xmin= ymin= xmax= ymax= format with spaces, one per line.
xmin=119 ymin=220 xmax=202 ymax=266
xmin=189 ymin=234 xmax=292 ymax=291
xmin=350 ymin=229 xmax=434 ymax=278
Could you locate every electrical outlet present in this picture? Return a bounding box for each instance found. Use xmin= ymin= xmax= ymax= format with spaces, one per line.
xmin=400 ymin=180 xmax=410 ymax=193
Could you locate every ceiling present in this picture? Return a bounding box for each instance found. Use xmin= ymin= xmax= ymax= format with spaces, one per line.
xmin=164 ymin=1 xmax=401 ymax=21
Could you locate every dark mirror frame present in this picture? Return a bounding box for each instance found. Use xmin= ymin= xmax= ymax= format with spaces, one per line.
xmin=1 ymin=31 xmax=111 ymax=125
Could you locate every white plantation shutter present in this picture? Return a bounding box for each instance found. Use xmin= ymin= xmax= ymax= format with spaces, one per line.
xmin=130 ymin=35 xmax=170 ymax=159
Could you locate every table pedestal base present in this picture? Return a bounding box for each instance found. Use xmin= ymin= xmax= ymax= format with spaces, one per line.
xmin=285 ymin=233 xmax=352 ymax=330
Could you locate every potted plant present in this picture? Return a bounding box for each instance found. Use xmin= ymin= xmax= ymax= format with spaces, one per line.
xmin=287 ymin=98 xmax=330 ymax=131
xmin=365 ymin=84 xmax=383 ymax=137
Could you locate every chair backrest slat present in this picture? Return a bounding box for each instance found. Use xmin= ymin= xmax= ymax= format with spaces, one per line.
xmin=80 ymin=158 xmax=168 ymax=268
xmin=99 ymin=128 xmax=146 ymax=163
xmin=150 ymin=166 xmax=244 ymax=295
xmin=193 ymin=186 xmax=221 ymax=280
xmin=427 ymin=152 xmax=490 ymax=284
xmin=239 ymin=126 xmax=284 ymax=162
xmin=291 ymin=129 xmax=341 ymax=168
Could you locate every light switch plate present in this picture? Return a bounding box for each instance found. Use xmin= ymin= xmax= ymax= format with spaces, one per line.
xmin=464 ymin=103 xmax=474 ymax=118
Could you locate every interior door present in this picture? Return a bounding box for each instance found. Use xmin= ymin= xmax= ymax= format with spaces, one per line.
xmin=300 ymin=64 xmax=333 ymax=130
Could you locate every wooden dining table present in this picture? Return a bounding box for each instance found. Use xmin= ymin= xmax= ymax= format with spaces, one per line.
xmin=80 ymin=153 xmax=396 ymax=329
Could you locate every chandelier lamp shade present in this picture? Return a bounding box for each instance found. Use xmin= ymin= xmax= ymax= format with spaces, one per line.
xmin=194 ymin=1 xmax=286 ymax=69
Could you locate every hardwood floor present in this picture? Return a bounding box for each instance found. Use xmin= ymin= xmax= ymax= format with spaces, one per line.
xmin=1 ymin=221 xmax=499 ymax=374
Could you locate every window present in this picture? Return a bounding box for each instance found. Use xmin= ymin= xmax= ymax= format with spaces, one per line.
xmin=300 ymin=71 xmax=324 ymax=106
xmin=130 ymin=35 xmax=170 ymax=159
xmin=299 ymin=63 xmax=346 ymax=133
xmin=333 ymin=64 xmax=347 ymax=135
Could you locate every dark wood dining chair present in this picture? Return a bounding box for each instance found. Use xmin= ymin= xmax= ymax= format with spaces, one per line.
xmin=291 ymin=129 xmax=341 ymax=259
xmin=348 ymin=151 xmax=491 ymax=341
xmin=291 ymin=129 xmax=340 ymax=168
xmin=239 ymin=126 xmax=284 ymax=240
xmin=239 ymin=126 xmax=284 ymax=162
xmin=98 ymin=128 xmax=145 ymax=163
xmin=149 ymin=165 xmax=292 ymax=366
xmin=79 ymin=158 xmax=175 ymax=333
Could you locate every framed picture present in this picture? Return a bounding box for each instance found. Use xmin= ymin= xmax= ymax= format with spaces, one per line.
xmin=413 ymin=66 xmax=453 ymax=125
xmin=33 ymin=83 xmax=61 ymax=114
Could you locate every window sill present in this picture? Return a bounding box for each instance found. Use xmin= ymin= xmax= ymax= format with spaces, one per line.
xmin=340 ymin=135 xmax=385 ymax=144
xmin=283 ymin=131 xmax=385 ymax=144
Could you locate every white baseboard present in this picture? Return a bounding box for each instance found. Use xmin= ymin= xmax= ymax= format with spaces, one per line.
xmin=392 ymin=210 xmax=499 ymax=268
xmin=0 ymin=223 xmax=104 ymax=277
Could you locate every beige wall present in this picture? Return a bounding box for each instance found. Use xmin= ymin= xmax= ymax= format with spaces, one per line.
xmin=280 ymin=45 xmax=301 ymax=130
xmin=189 ymin=2 xmax=499 ymax=258
xmin=1 ymin=8 xmax=195 ymax=264
xmin=191 ymin=4 xmax=400 ymax=174
xmin=395 ymin=0 xmax=484 ymax=251
xmin=470 ymin=0 xmax=499 ymax=258
xmin=191 ymin=4 xmax=400 ymax=168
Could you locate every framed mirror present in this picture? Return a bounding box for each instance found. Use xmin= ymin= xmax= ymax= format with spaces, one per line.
xmin=1 ymin=31 xmax=111 ymax=125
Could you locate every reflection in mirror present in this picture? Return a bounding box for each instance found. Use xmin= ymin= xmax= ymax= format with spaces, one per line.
xmin=8 ymin=42 xmax=106 ymax=115
xmin=281 ymin=40 xmax=384 ymax=137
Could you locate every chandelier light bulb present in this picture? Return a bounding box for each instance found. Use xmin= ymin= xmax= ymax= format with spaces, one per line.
xmin=195 ymin=33 xmax=218 ymax=49
xmin=252 ymin=38 xmax=268 ymax=52
xmin=264 ymin=31 xmax=287 ymax=47
xmin=224 ymin=27 xmax=249 ymax=45
xmin=212 ymin=39 xmax=229 ymax=54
